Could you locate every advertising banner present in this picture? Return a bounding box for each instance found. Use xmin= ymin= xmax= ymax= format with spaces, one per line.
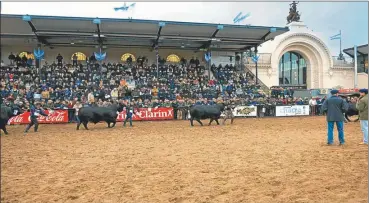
xmin=117 ymin=107 xmax=174 ymax=121
xmin=275 ymin=105 xmax=310 ymax=117
xmin=220 ymin=105 xmax=257 ymax=117
xmin=8 ymin=107 xmax=174 ymax=125
xmin=8 ymin=110 xmax=69 ymax=125
xmin=233 ymin=105 xmax=257 ymax=117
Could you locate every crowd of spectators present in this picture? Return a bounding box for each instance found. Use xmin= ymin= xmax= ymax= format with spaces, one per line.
xmin=1 ymin=52 xmax=327 ymax=121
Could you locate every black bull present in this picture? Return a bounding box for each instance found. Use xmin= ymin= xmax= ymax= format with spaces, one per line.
xmin=0 ymin=105 xmax=24 ymax=135
xmin=77 ymin=104 xmax=124 ymax=130
xmin=189 ymin=104 xmax=225 ymax=126
xmin=345 ymin=103 xmax=359 ymax=122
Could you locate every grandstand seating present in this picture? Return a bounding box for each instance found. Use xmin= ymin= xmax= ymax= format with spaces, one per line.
xmin=1 ymin=52 xmax=310 ymax=111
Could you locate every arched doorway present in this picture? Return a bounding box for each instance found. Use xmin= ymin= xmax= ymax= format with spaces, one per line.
xmin=279 ymin=51 xmax=307 ymax=87
xmin=166 ymin=54 xmax=180 ymax=63
xmin=71 ymin=52 xmax=87 ymax=61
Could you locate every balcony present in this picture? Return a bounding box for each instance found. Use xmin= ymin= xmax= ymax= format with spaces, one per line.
xmin=244 ymin=53 xmax=272 ymax=67
xmin=332 ymin=56 xmax=354 ymax=68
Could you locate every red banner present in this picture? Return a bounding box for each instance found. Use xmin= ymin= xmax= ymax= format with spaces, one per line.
xmin=339 ymin=88 xmax=359 ymax=93
xmin=117 ymin=107 xmax=173 ymax=121
xmin=8 ymin=107 xmax=174 ymax=124
xmin=8 ymin=110 xmax=69 ymax=125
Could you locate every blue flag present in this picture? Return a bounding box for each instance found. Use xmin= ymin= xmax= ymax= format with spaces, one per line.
xmin=330 ymin=32 xmax=341 ymax=40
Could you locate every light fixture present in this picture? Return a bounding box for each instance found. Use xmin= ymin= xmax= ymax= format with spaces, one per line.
xmin=70 ymin=42 xmax=75 ymax=45
xmin=328 ymin=69 xmax=333 ymax=76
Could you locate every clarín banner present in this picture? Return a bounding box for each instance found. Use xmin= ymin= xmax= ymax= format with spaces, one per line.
xmin=117 ymin=107 xmax=174 ymax=121
xmin=275 ymin=105 xmax=310 ymax=117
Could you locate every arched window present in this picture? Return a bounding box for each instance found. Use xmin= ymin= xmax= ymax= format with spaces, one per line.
xmin=71 ymin=52 xmax=87 ymax=61
xmin=279 ymin=51 xmax=306 ymax=86
xmin=121 ymin=53 xmax=136 ymax=62
xmin=166 ymin=54 xmax=180 ymax=63
xmin=19 ymin=51 xmax=35 ymax=60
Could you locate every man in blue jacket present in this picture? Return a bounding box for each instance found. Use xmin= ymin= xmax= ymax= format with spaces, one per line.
xmin=24 ymin=102 xmax=49 ymax=134
xmin=322 ymin=90 xmax=349 ymax=145
xmin=123 ymin=102 xmax=135 ymax=127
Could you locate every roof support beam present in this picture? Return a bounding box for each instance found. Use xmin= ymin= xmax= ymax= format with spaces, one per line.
xmin=35 ymin=30 xmax=263 ymax=42
xmin=48 ymin=43 xmax=242 ymax=51
xmin=153 ymin=26 xmax=162 ymax=47
xmin=93 ymin=18 xmax=103 ymax=47
xmin=153 ymin=22 xmax=165 ymax=48
xmin=261 ymin=31 xmax=271 ymax=41
xmin=357 ymin=50 xmax=365 ymax=56
xmin=96 ymin=24 xmax=103 ymax=45
xmin=343 ymin=51 xmax=354 ymax=58
xmin=23 ymin=16 xmax=49 ymax=45
xmin=199 ymin=25 xmax=223 ymax=50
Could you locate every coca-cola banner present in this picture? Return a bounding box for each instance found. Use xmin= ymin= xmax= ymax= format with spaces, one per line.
xmin=8 ymin=110 xmax=69 ymax=125
xmin=117 ymin=107 xmax=173 ymax=121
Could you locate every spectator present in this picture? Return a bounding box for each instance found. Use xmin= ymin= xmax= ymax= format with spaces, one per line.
xmin=322 ymin=90 xmax=349 ymax=146
xmin=41 ymin=88 xmax=50 ymax=100
xmin=21 ymin=54 xmax=28 ymax=67
xmin=15 ymin=54 xmax=22 ymax=66
xmin=111 ymin=88 xmax=119 ymax=100
xmin=357 ymin=89 xmax=368 ymax=145
xmin=309 ymin=97 xmax=317 ymax=115
xmin=8 ymin=52 xmax=15 ymax=65
xmin=56 ymin=53 xmax=63 ymax=66
xmin=72 ymin=54 xmax=78 ymax=66
xmin=73 ymin=101 xmax=83 ymax=123
xmin=88 ymin=91 xmax=95 ymax=104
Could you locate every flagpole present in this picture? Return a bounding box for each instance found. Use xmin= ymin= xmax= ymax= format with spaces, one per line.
xmin=339 ymin=30 xmax=342 ymax=60
xmin=354 ymin=45 xmax=358 ymax=88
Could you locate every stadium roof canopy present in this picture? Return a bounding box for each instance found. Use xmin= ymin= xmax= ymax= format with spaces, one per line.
xmin=343 ymin=44 xmax=368 ymax=58
xmin=1 ymin=14 xmax=289 ymax=52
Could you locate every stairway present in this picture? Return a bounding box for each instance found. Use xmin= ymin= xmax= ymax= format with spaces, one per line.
xmin=242 ymin=64 xmax=270 ymax=94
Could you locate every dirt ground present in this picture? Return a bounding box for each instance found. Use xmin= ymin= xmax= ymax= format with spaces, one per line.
xmin=1 ymin=117 xmax=368 ymax=203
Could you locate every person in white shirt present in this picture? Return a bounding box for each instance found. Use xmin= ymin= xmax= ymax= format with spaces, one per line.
xmin=309 ymin=97 xmax=317 ymax=115
xmin=87 ymin=92 xmax=95 ymax=104
xmin=73 ymin=101 xmax=83 ymax=123
xmin=111 ymin=88 xmax=119 ymax=101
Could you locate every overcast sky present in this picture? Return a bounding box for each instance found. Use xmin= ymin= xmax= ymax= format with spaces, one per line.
xmin=2 ymin=2 xmax=368 ymax=57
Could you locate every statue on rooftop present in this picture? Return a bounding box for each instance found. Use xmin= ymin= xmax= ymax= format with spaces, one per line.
xmin=286 ymin=1 xmax=301 ymax=24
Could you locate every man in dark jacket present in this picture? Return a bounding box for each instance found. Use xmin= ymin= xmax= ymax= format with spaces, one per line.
xmin=123 ymin=102 xmax=135 ymax=127
xmin=24 ymin=102 xmax=49 ymax=134
xmin=322 ymin=89 xmax=349 ymax=145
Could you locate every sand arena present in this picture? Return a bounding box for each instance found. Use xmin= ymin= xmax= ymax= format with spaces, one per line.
xmin=1 ymin=117 xmax=368 ymax=203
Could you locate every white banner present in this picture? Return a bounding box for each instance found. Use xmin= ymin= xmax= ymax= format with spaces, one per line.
xmin=275 ymin=105 xmax=310 ymax=117
xmin=234 ymin=105 xmax=257 ymax=117
xmin=221 ymin=105 xmax=257 ymax=117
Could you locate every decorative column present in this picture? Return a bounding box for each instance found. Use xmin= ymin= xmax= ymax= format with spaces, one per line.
xmin=155 ymin=46 xmax=159 ymax=78
xmin=36 ymin=44 xmax=41 ymax=75
xmin=255 ymin=46 xmax=258 ymax=85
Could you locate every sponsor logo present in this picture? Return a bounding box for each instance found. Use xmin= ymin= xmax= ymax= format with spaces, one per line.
xmin=8 ymin=110 xmax=68 ymax=124
xmin=236 ymin=107 xmax=254 ymax=115
xmin=117 ymin=108 xmax=174 ymax=121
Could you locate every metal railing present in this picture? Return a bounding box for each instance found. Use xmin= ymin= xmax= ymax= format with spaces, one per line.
xmin=244 ymin=53 xmax=272 ymax=65
xmin=332 ymin=56 xmax=354 ymax=67
xmin=241 ymin=64 xmax=270 ymax=94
